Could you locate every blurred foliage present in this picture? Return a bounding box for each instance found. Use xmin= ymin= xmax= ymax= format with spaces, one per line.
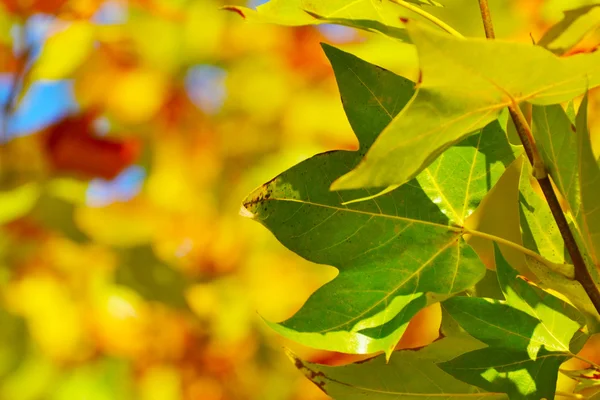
xmin=1 ymin=0 xmax=600 ymax=399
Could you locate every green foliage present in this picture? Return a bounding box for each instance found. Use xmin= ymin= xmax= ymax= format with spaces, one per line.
xmin=332 ymin=23 xmax=600 ymax=190
xmin=224 ymin=0 xmax=440 ymax=28
xmin=237 ymin=1 xmax=600 ymax=399
xmin=289 ymin=335 xmax=505 ymax=399
xmin=440 ymin=246 xmax=585 ymax=399
xmin=244 ymin=44 xmax=517 ymax=358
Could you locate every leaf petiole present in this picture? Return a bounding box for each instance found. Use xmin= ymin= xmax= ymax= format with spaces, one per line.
xmin=462 ymin=227 xmax=574 ymax=279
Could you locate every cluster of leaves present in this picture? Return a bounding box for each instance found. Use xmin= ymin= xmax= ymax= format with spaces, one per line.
xmin=0 ymin=0 xmax=371 ymax=399
xmin=233 ymin=1 xmax=600 ymax=398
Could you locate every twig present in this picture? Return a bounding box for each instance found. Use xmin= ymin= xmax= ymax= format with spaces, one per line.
xmin=477 ymin=0 xmax=495 ymax=39
xmin=388 ymin=0 xmax=464 ymax=38
xmin=2 ymin=48 xmax=29 ymax=140
xmin=477 ymin=0 xmax=600 ymax=316
xmin=1 ymin=23 xmax=31 ymax=183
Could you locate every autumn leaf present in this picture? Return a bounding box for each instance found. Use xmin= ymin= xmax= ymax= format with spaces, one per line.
xmin=440 ymin=245 xmax=585 ymax=399
xmin=332 ymin=22 xmax=600 ymax=191
xmin=242 ymin=44 xmax=517 ymax=357
xmin=289 ymin=334 xmax=506 ymax=399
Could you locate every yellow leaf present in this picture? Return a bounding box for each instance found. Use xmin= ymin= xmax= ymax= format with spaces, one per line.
xmin=6 ymin=276 xmax=89 ymax=362
xmin=91 ymin=285 xmax=148 ymax=358
xmin=0 ymin=183 xmax=39 ymax=224
xmin=107 ymin=68 xmax=169 ymax=124
xmin=183 ymin=0 xmax=225 ymax=61
xmin=75 ymin=200 xmax=163 ymax=248
xmin=33 ymin=21 xmax=95 ymax=80
xmin=139 ymin=366 xmax=181 ymax=400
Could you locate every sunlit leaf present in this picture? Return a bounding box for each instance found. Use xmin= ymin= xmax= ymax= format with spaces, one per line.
xmin=0 ymin=183 xmax=40 ymax=225
xmin=138 ymin=365 xmax=182 ymax=400
xmin=6 ymin=276 xmax=88 ymax=361
xmin=225 ymin=0 xmax=399 ymax=25
xmin=440 ymin=246 xmax=585 ymax=399
xmin=224 ymin=0 xmax=413 ymax=40
xmin=290 ymin=335 xmax=506 ymax=399
xmin=106 ymin=68 xmax=169 ymax=124
xmin=75 ymin=201 xmax=160 ymax=248
xmin=32 ymin=22 xmax=95 ymax=80
xmin=184 ymin=0 xmax=226 ymax=61
xmin=464 ymin=155 xmax=526 ymax=273
xmin=332 ymin=22 xmax=600 ymax=190
xmin=336 ymin=36 xmax=420 ymax=81
xmin=304 ymin=11 xmax=410 ymax=42
xmin=242 ymin=44 xmax=517 ymax=357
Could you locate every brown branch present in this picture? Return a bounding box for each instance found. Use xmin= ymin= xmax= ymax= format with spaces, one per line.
xmin=478 ymin=0 xmax=600 ymax=315
xmin=477 ymin=0 xmax=495 ymax=39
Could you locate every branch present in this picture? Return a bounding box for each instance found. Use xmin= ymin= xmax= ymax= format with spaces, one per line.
xmin=477 ymin=0 xmax=495 ymax=39
xmin=477 ymin=0 xmax=600 ymax=316
xmin=2 ymin=48 xmax=30 ymax=141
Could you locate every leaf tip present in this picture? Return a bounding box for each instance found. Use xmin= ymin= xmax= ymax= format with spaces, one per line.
xmin=284 ymin=347 xmax=301 ymax=365
xmin=222 ymin=6 xmax=246 ymax=18
xmin=330 ymin=170 xmax=361 ymax=191
xmin=286 ymin=352 xmax=330 ymax=394
xmin=239 ymin=204 xmax=255 ymax=219
xmin=384 ymin=347 xmax=394 ymax=362
xmin=303 ymin=9 xmax=320 ymax=20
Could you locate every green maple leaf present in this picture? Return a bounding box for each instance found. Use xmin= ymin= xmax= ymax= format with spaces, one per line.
xmin=242 ymin=44 xmax=517 ymax=357
xmin=332 ymin=22 xmax=600 ymax=191
xmin=439 ymin=245 xmax=585 ymax=400
xmin=289 ymin=335 xmax=506 ymax=399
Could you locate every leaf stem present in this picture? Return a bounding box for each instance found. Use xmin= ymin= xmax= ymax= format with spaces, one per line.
xmin=477 ymin=0 xmax=600 ymax=316
xmin=388 ymin=0 xmax=464 ymax=38
xmin=463 ymin=227 xmax=572 ymax=278
xmin=477 ymin=0 xmax=495 ymax=39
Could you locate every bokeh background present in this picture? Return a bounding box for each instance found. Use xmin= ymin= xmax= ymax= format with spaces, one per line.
xmin=1 ymin=0 xmax=600 ymax=399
